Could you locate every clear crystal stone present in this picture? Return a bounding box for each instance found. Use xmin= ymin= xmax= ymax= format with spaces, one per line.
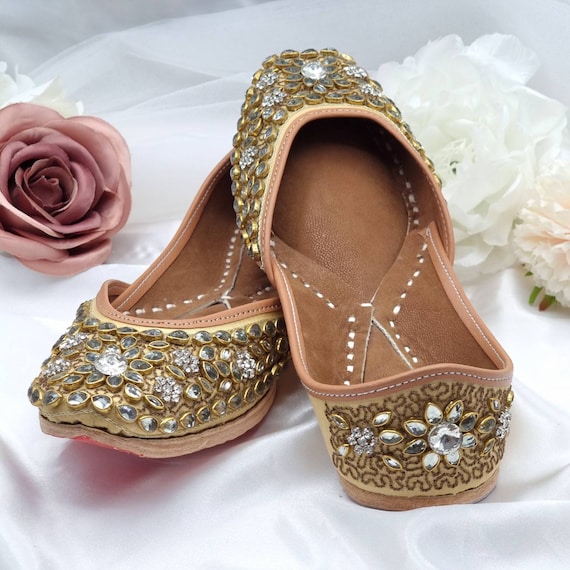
xmin=182 ymin=413 xmax=196 ymax=429
xmin=331 ymin=414 xmax=349 ymax=430
xmin=198 ymin=407 xmax=211 ymax=423
xmin=216 ymin=361 xmax=231 ymax=377
xmin=68 ymin=391 xmax=89 ymax=407
xmin=428 ymin=422 xmax=462 ymax=455
xmin=219 ymin=379 xmax=233 ymax=392
xmin=404 ymin=439 xmax=427 ymax=455
xmin=42 ymin=390 xmax=61 ymax=406
xmin=28 ymin=388 xmax=40 ymax=404
xmin=404 ymin=420 xmax=427 ymax=437
xmin=425 ymin=403 xmax=443 ymax=424
xmin=118 ymin=405 xmax=137 ymax=422
xmin=301 ymin=61 xmax=327 ymax=80
xmin=445 ymin=400 xmax=464 ymax=423
xmin=461 ymin=433 xmax=477 ymax=448
xmin=379 ymin=430 xmax=403 ymax=445
xmin=213 ymin=400 xmax=227 ymax=416
xmin=215 ymin=331 xmax=231 ymax=344
xmin=130 ymin=359 xmax=152 ymax=372
xmin=445 ymin=449 xmax=461 ymax=465
xmin=382 ymin=456 xmax=402 ymax=470
xmin=373 ymin=412 xmax=391 ymax=427
xmin=186 ymin=384 xmax=202 ymax=400
xmin=359 ymin=81 xmax=382 ymax=98
xmin=203 ymin=362 xmax=219 ymax=382
xmin=122 ymin=347 xmax=140 ymax=360
xmin=194 ymin=331 xmax=212 ymax=344
xmin=120 ymin=336 xmax=137 ymax=349
xmin=482 ymin=438 xmax=496 ymax=454
xmin=230 ymin=394 xmax=242 ymax=408
xmin=232 ymin=329 xmax=247 ymax=344
xmin=422 ymin=452 xmax=440 ymax=471
xmin=125 ymin=383 xmax=142 ymax=401
xmin=144 ymin=350 xmax=164 ymax=362
xmin=478 ymin=416 xmax=496 ymax=434
xmin=459 ymin=412 xmax=478 ymax=432
xmin=92 ymin=394 xmax=111 ymax=411
xmin=199 ymin=346 xmax=215 ymax=361
xmin=220 ymin=348 xmax=232 ymax=361
xmin=337 ymin=444 xmax=349 ymax=457
xmin=94 ymin=347 xmax=128 ymax=376
xmin=160 ymin=419 xmax=178 ymax=434
xmin=139 ymin=416 xmax=158 ymax=433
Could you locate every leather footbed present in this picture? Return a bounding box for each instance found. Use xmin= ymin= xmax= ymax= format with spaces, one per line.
xmin=271 ymin=118 xmax=497 ymax=387
xmin=112 ymin=163 xmax=274 ymax=320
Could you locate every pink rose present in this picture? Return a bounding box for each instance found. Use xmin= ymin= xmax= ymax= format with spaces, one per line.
xmin=0 ymin=103 xmax=131 ymax=276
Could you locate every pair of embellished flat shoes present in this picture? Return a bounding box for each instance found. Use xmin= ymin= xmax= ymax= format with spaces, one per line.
xmin=28 ymin=49 xmax=513 ymax=510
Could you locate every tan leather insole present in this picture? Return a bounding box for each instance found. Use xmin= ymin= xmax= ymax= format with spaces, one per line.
xmin=272 ymin=119 xmax=496 ymax=386
xmin=117 ymin=166 xmax=275 ymax=320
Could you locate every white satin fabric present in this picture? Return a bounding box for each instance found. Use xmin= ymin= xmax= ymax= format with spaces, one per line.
xmin=1 ymin=1 xmax=569 ymax=568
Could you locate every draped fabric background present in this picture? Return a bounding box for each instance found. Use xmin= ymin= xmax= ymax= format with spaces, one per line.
xmin=1 ymin=1 xmax=569 ymax=568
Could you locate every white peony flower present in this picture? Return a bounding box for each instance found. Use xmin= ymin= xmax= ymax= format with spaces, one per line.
xmin=513 ymin=161 xmax=570 ymax=308
xmin=0 ymin=62 xmax=81 ymax=116
xmin=377 ymin=34 xmax=568 ymax=280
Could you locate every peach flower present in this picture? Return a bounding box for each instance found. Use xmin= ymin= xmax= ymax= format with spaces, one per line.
xmin=0 ymin=103 xmax=131 ymax=275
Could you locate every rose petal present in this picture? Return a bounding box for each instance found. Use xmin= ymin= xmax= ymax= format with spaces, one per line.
xmin=52 ymin=162 xmax=96 ymax=224
xmin=94 ymin=172 xmax=132 ymax=233
xmin=43 ymin=121 xmax=119 ymax=192
xmin=16 ymin=223 xmax=106 ymax=250
xmin=0 ymin=201 xmax=62 ymax=237
xmin=18 ymin=238 xmax=112 ymax=277
xmin=69 ymin=115 xmax=132 ymax=186
xmin=0 ymin=229 xmax=67 ymax=260
xmin=0 ymin=104 xmax=63 ymax=142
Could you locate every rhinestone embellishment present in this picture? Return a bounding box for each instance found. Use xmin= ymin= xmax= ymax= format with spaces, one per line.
xmin=94 ymin=347 xmax=128 ymax=376
xmin=301 ymin=61 xmax=327 ymax=80
xmin=327 ymin=388 xmax=514 ymax=478
xmin=153 ymin=376 xmax=182 ymax=404
xmin=29 ymin=300 xmax=289 ymax=440
xmin=347 ymin=427 xmax=377 ymax=456
xmin=172 ymin=349 xmax=200 ymax=375
xmin=428 ymin=422 xmax=462 ymax=455
xmin=236 ymin=350 xmax=256 ymax=379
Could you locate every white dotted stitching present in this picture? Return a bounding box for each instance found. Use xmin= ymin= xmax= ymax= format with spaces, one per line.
xmin=275 ymin=257 xmax=336 ymax=310
xmin=345 ymin=315 xmax=357 ymax=383
xmin=214 ymin=229 xmax=241 ymax=292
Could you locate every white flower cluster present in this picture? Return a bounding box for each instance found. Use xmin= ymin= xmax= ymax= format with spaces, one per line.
xmin=377 ymin=34 xmax=568 ymax=282
xmin=0 ymin=61 xmax=81 ymax=116
xmin=513 ymin=161 xmax=570 ymax=308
